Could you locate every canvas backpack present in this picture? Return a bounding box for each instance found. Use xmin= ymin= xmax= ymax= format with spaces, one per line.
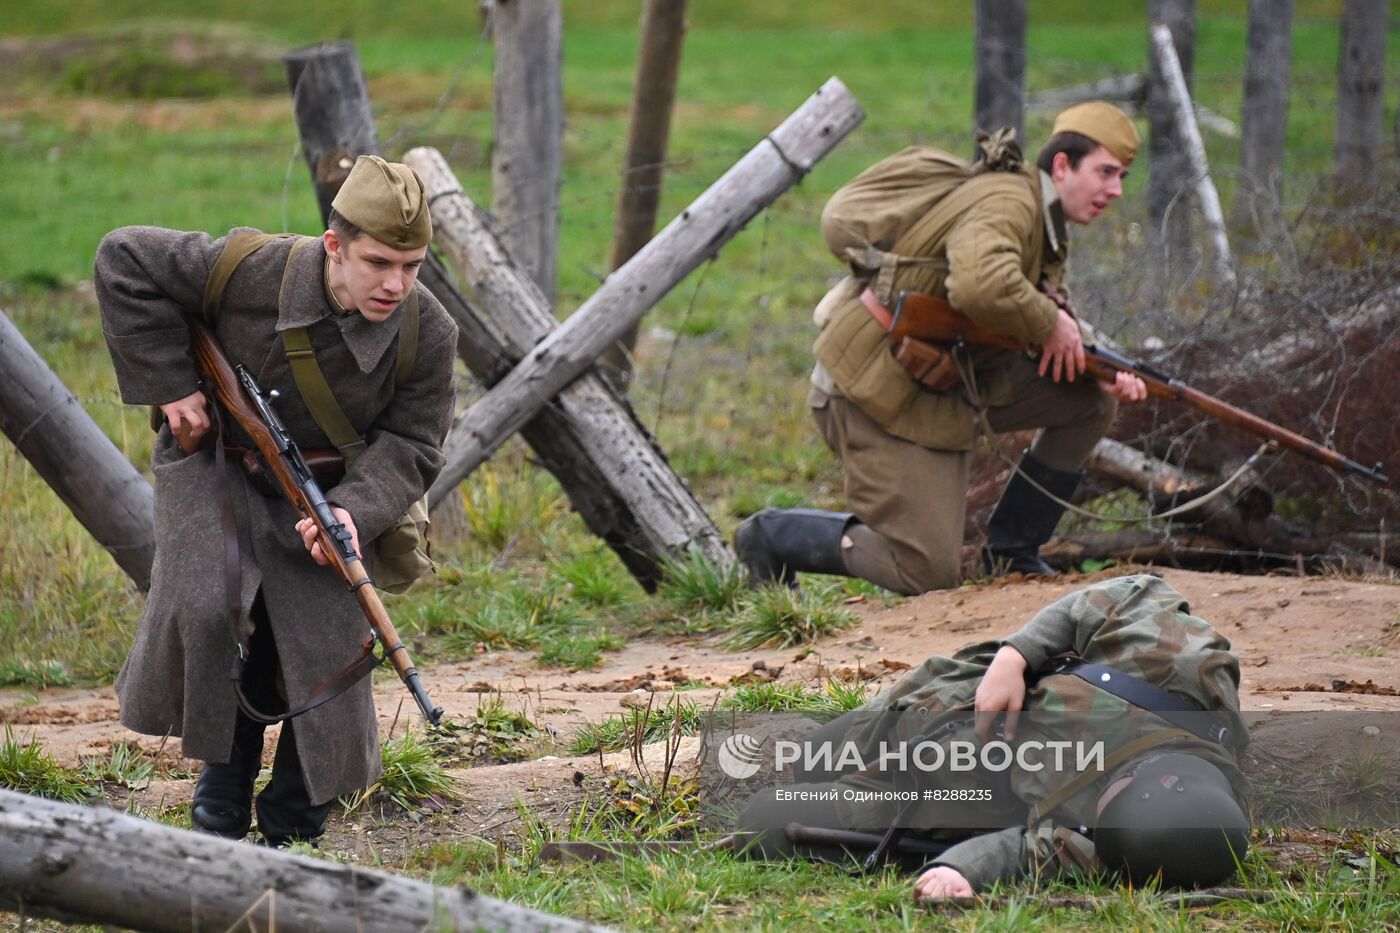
xmin=819 ymin=128 xmax=1027 ymax=306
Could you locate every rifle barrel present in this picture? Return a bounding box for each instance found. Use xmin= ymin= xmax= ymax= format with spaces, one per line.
xmin=1085 ymin=346 xmax=1388 ymax=484
xmin=892 ymin=291 xmax=1388 ymax=485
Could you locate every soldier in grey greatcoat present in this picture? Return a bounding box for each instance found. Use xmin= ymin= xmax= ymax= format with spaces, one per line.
xmin=737 ymin=575 xmax=1251 ymax=901
xmin=96 ymin=155 xmax=457 ymax=845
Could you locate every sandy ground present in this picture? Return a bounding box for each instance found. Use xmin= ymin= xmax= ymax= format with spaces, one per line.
xmin=3 ymin=567 xmax=1398 ymax=857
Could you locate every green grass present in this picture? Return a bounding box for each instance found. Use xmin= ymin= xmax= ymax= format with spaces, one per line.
xmin=0 ymin=727 xmax=92 ymax=803
xmin=77 ymin=741 xmax=155 ymax=791
xmin=719 ymin=583 xmax=859 ymax=651
xmin=569 ymin=699 xmax=706 ymax=757
xmin=722 ymin=678 xmax=873 ymax=714
xmin=342 ymin=728 xmax=461 ymax=813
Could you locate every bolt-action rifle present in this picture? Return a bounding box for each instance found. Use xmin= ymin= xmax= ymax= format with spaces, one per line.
xmin=188 ymin=316 xmax=444 ymax=725
xmin=891 ymin=291 xmax=1388 ymax=485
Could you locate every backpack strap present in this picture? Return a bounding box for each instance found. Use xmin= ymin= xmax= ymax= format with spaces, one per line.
xmin=202 ymin=232 xmax=295 ymax=324
xmin=280 ymin=264 xmax=421 ymax=463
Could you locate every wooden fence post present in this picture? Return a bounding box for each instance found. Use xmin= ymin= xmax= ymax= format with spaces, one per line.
xmin=599 ymin=0 xmax=689 ymax=394
xmin=1335 ymin=0 xmax=1389 ymax=191
xmin=1236 ymin=0 xmax=1293 ymax=229
xmin=489 ymin=0 xmax=563 ymax=302
xmin=1147 ymin=0 xmax=1197 ymax=290
xmin=0 ymin=310 xmax=154 ymax=590
xmin=429 ymin=78 xmax=865 ymax=497
xmin=974 ymin=0 xmax=1027 ymax=143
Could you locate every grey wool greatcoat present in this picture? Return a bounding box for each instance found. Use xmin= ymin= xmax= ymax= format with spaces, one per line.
xmin=96 ymin=227 xmax=457 ymax=804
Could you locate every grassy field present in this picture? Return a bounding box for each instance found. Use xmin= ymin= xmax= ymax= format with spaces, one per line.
xmin=2 ymin=1 xmax=1399 ymax=929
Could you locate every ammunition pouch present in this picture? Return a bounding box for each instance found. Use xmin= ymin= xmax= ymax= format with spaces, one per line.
xmin=892 ymin=336 xmax=962 ymax=392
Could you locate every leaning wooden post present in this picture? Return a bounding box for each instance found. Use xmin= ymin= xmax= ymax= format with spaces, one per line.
xmin=405 ymin=146 xmax=732 ymax=574
xmin=1146 ymin=0 xmax=1196 ymax=290
xmin=1151 ymin=22 xmax=1236 ymax=292
xmin=429 ymin=78 xmax=865 ymax=497
xmin=490 ymin=0 xmax=563 ymax=302
xmin=0 ymin=788 xmax=616 ymax=933
xmin=1235 ymin=0 xmax=1293 ymax=225
xmin=285 ymin=40 xmax=716 ymax=588
xmin=1334 ymin=0 xmax=1388 ymax=192
xmin=974 ymin=0 xmax=1026 ymax=142
xmin=0 ymin=310 xmax=154 ymax=590
xmin=598 ymin=0 xmax=689 ymax=393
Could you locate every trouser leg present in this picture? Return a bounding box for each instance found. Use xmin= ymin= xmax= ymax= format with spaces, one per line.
xmin=812 ymin=391 xmax=968 ymax=595
xmin=239 ymin=612 xmax=332 ymax=847
xmin=191 ymin=592 xmax=273 ymax=839
xmin=979 ymin=359 xmax=1118 ymax=574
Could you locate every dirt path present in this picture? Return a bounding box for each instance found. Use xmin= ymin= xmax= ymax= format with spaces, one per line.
xmin=4 ymin=568 xmax=1398 ymax=857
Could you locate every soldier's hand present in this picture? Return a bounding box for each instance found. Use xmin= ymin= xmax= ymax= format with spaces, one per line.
xmin=913 ymin=866 xmax=974 ymax=902
xmin=1101 ymin=371 xmax=1147 ymax=402
xmin=161 ymin=390 xmax=210 ymax=455
xmin=1038 ymin=308 xmax=1086 ymax=383
xmin=296 ymin=507 xmax=360 ymax=565
xmin=975 ymin=645 xmax=1028 ymax=743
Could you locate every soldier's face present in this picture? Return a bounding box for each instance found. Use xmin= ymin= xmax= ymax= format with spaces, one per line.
xmin=324 ymin=231 xmax=427 ymax=323
xmin=1051 ymin=146 xmax=1128 ymax=225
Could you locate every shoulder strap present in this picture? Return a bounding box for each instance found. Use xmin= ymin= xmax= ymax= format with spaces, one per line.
xmin=202 ymin=232 xmax=295 ymax=324
xmin=279 ymin=251 xmax=420 ymax=464
xmin=395 ymin=290 xmax=420 ymax=385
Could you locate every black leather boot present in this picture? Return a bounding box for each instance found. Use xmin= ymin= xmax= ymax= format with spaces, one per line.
xmin=981 ymin=453 xmax=1082 ymax=576
xmin=191 ymin=713 xmax=265 ymax=839
xmin=734 ymin=508 xmax=853 ymax=587
xmin=254 ymin=720 xmax=333 ymax=848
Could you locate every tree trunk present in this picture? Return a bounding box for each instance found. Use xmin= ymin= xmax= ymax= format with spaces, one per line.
xmin=0 ymin=309 xmax=154 ymax=590
xmin=0 ymin=788 xmax=614 ymax=933
xmin=1335 ymin=0 xmax=1389 ymax=191
xmin=490 ymin=0 xmax=564 ymax=302
xmin=1151 ymin=22 xmax=1236 ymax=292
xmin=405 ymin=146 xmax=732 ymax=574
xmin=283 ymin=41 xmax=709 ymax=589
xmin=1236 ymin=0 xmax=1293 ymax=227
xmin=1147 ymin=0 xmax=1197 ymax=292
xmin=974 ymin=0 xmax=1027 ymax=144
xmin=599 ymin=0 xmax=689 ymax=394
xmin=429 ymin=78 xmax=866 ymax=496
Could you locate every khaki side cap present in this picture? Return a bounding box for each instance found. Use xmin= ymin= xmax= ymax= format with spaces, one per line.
xmin=330 ymin=154 xmax=432 ymax=249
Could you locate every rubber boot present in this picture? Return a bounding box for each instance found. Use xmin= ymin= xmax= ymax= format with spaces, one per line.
xmin=191 ymin=713 xmax=265 ymax=839
xmin=734 ymin=508 xmax=853 ymax=587
xmin=981 ymin=453 xmax=1082 ymax=576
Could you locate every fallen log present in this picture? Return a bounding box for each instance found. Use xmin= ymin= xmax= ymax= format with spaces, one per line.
xmin=431 ymin=77 xmax=866 ymax=495
xmin=405 ymin=146 xmax=732 ymax=571
xmin=0 ymin=788 xmax=615 ymax=933
xmin=0 ymin=309 xmax=154 ymax=590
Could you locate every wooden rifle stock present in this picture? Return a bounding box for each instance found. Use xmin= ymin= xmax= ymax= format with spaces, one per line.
xmin=188 ymin=317 xmax=444 ymax=725
xmin=891 ymin=291 xmax=1389 ymax=485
